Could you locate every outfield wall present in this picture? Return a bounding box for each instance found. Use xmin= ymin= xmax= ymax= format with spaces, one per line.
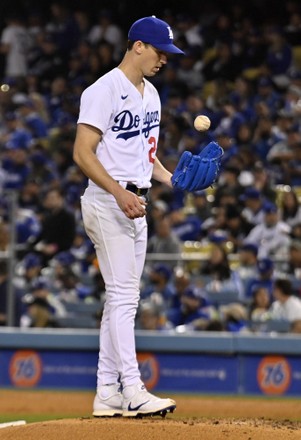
xmin=0 ymin=328 xmax=301 ymax=396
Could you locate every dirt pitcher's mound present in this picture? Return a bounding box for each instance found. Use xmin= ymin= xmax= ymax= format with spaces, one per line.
xmin=1 ymin=417 xmax=301 ymax=440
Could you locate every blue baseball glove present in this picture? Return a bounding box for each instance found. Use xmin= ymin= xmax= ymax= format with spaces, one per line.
xmin=171 ymin=141 xmax=224 ymax=191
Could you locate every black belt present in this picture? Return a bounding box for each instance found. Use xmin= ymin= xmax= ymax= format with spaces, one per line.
xmin=125 ymin=183 xmax=149 ymax=196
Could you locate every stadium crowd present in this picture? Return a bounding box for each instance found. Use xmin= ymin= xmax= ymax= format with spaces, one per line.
xmin=0 ymin=0 xmax=301 ymax=333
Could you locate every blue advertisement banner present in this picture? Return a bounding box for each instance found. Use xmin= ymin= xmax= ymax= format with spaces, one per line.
xmin=0 ymin=350 xmax=98 ymax=389
xmin=242 ymin=355 xmax=301 ymax=396
xmin=1 ymin=349 xmax=300 ymax=396
xmin=0 ymin=349 xmax=238 ymax=393
xmin=137 ymin=352 xmax=238 ymax=393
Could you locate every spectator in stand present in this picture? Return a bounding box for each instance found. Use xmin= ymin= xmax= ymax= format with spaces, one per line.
xmin=286 ymin=240 xmax=301 ymax=282
xmin=229 ymin=76 xmax=256 ymax=123
xmin=73 ymin=9 xmax=92 ymax=42
xmin=167 ymin=284 xmax=215 ymax=329
xmin=244 ymin=201 xmax=291 ymax=259
xmin=213 ymin=164 xmax=244 ymax=209
xmin=20 ymin=276 xmax=66 ymax=328
xmin=28 ymin=149 xmax=59 ymax=190
xmin=240 ymin=187 xmax=266 ymax=227
xmin=248 ymin=285 xmax=271 ymax=321
xmin=2 ymin=141 xmax=32 ymax=192
xmin=279 ymin=188 xmax=301 ymax=227
xmin=237 ymin=243 xmax=259 ymax=280
xmin=284 ymin=10 xmax=301 ymax=46
xmin=253 ymin=76 xmax=282 ymax=119
xmin=191 ymin=190 xmax=212 ymax=222
xmin=242 ymin=27 xmax=267 ymax=73
xmin=245 ymin=257 xmax=275 ymax=301
xmin=215 ymin=98 xmax=247 ymax=139
xmin=251 ymin=115 xmax=279 ymax=164
xmin=147 ymin=214 xmax=182 ymax=268
xmin=269 ymin=278 xmax=301 ymax=323
xmin=3 ymin=108 xmax=34 ymax=144
xmin=198 ymin=242 xmax=243 ymax=299
xmin=168 ymin=267 xmax=191 ymax=310
xmin=168 ymin=204 xmax=202 ymax=242
xmin=213 ymin=129 xmax=239 ymax=168
xmin=263 ymin=26 xmax=293 ymax=88
xmin=250 ymin=162 xmax=277 ymax=203
xmin=136 ymin=295 xmax=171 ymax=331
xmin=221 ymin=204 xmax=253 ymax=252
xmin=32 ymin=187 xmax=76 ymax=264
xmin=217 ymin=302 xmax=248 ymax=332
xmin=69 ymin=227 xmax=94 ymax=274
xmin=290 ymin=221 xmax=301 ymax=241
xmin=145 ymin=198 xmax=168 ymax=239
xmin=15 ymin=206 xmax=41 ymax=251
xmin=44 ymin=76 xmax=69 ymax=127
xmin=48 ymin=116 xmax=77 ymax=178
xmin=141 ymin=264 xmax=174 ymax=307
xmin=202 ymin=41 xmax=242 ymax=83
xmin=0 ymin=12 xmax=31 ymax=81
xmin=18 ymin=179 xmax=40 ymax=210
xmin=15 ymin=97 xmax=48 ymax=141
xmin=45 ymin=2 xmax=81 ymax=60
xmin=267 ymin=128 xmax=301 ymax=183
xmin=279 ymin=85 xmax=301 ymax=120
xmin=14 ymin=252 xmax=42 ymax=292
xmin=87 ymin=9 xmax=124 ymax=61
xmin=27 ymin=30 xmax=65 ymax=83
xmin=285 ymin=138 xmax=301 ymax=186
xmin=20 ymin=295 xmax=59 ymax=328
xmin=175 ymin=13 xmax=203 ymax=48
xmin=174 ymin=46 xmax=203 ymax=90
xmin=94 ymin=40 xmax=117 ymax=76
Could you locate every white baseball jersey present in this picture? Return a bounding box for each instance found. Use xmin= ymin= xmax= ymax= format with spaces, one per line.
xmin=78 ymin=67 xmax=161 ymax=188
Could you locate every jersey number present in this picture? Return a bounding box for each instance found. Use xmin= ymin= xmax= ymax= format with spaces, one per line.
xmin=148 ymin=136 xmax=157 ymax=164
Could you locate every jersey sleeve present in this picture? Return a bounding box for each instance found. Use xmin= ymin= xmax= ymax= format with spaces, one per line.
xmin=77 ymin=83 xmax=113 ymax=134
xmin=1 ymin=28 xmax=12 ymax=44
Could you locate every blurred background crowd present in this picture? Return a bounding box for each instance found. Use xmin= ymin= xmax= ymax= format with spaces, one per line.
xmin=0 ymin=0 xmax=301 ymax=334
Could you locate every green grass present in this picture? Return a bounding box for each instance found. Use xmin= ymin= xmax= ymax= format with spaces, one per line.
xmin=0 ymin=414 xmax=87 ymax=424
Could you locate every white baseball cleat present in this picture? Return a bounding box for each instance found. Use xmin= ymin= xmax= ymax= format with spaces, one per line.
xmin=93 ymin=384 xmax=123 ymax=417
xmin=122 ymin=382 xmax=176 ymax=417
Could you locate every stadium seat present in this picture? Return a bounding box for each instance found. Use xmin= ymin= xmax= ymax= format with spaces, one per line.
xmin=205 ymin=290 xmax=240 ymax=306
xmin=248 ymin=319 xmax=291 ymax=333
xmin=55 ymin=315 xmax=99 ymax=329
xmin=61 ymin=301 xmax=101 ymax=315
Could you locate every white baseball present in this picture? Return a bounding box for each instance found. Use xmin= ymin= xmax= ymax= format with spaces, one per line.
xmin=194 ymin=115 xmax=211 ymax=132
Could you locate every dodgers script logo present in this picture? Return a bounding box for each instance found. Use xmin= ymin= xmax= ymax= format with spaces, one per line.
xmin=112 ymin=110 xmax=160 ymax=140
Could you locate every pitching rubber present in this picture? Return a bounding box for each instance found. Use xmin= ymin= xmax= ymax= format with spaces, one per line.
xmin=0 ymin=420 xmax=27 ymax=429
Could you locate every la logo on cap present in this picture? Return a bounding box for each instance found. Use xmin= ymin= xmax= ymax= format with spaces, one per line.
xmin=167 ymin=26 xmax=173 ymax=40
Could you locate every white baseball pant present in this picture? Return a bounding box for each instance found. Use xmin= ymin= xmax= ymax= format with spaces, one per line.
xmin=81 ymin=185 xmax=147 ymax=388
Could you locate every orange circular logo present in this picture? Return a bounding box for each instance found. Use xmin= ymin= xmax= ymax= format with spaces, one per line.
xmin=9 ymin=350 xmax=42 ymax=387
xmin=257 ymin=356 xmax=291 ymax=395
xmin=137 ymin=353 xmax=159 ymax=390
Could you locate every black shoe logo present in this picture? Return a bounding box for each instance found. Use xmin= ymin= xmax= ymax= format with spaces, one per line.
xmin=128 ymin=400 xmax=149 ymax=411
xmin=121 ymin=95 xmax=128 ymax=100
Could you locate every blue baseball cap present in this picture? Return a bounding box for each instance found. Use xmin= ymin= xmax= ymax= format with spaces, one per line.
xmin=263 ymin=201 xmax=278 ymax=214
xmin=240 ymin=187 xmax=261 ymax=201
xmin=23 ymin=252 xmax=41 ymax=270
xmin=257 ymin=258 xmax=274 ymax=273
xmin=128 ymin=16 xmax=184 ymax=54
